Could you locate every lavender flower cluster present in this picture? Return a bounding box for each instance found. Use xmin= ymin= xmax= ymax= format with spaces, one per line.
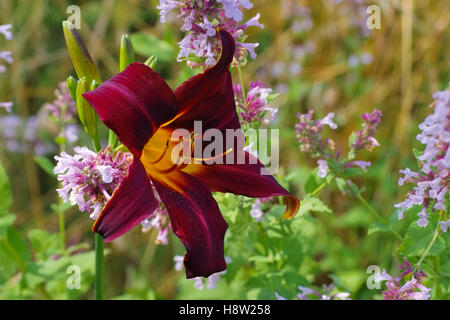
xmin=0 ymin=115 xmax=55 ymax=156
xmin=295 ymin=110 xmax=337 ymax=158
xmin=54 ymin=146 xmax=133 ymax=220
xmin=174 ymin=255 xmax=231 ymax=289
xmin=351 ymin=109 xmax=382 ymax=151
xmin=44 ymin=81 xmax=77 ymax=122
xmin=375 ymin=258 xmax=431 ymax=300
xmin=296 ymin=109 xmax=382 ymax=179
xmin=0 ymin=24 xmax=13 ymax=113
xmin=395 ymin=89 xmax=450 ymax=230
xmin=140 ymin=184 xmax=171 ymax=245
xmin=276 ymin=283 xmax=351 ymax=300
xmin=157 ymin=0 xmax=264 ymax=66
xmin=233 ymin=81 xmax=277 ymax=125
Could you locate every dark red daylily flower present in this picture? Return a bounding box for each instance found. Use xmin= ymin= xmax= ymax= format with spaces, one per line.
xmin=83 ymin=30 xmax=299 ymax=278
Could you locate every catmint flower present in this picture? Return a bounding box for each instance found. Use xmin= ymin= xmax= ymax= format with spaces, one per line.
xmin=0 ymin=51 xmax=12 ymax=73
xmin=276 ymin=283 xmax=351 ymax=300
xmin=44 ymin=81 xmax=77 ymax=121
xmin=395 ymin=89 xmax=450 ymax=227
xmin=317 ymin=159 xmax=328 ymax=178
xmin=141 ymin=198 xmax=170 ymax=245
xmin=234 ymin=81 xmax=277 ymax=125
xmin=0 ymin=24 xmax=13 ymax=40
xmin=0 ymin=101 xmax=13 ymax=113
xmin=54 ymin=146 xmax=133 ymax=220
xmin=438 ymin=220 xmax=450 ymax=232
xmin=295 ymin=110 xmax=337 ymax=157
xmin=352 ymin=109 xmax=382 ymax=151
xmin=174 ymin=254 xmax=231 ymax=288
xmin=157 ymin=0 xmax=263 ymax=66
xmin=374 ymin=258 xmax=431 ymax=300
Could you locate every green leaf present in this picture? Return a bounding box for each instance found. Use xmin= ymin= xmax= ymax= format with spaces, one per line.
xmin=0 ymin=215 xmax=16 ymax=238
xmin=299 ymin=197 xmax=332 ymax=215
xmin=266 ymin=93 xmax=281 ymax=103
xmin=0 ymin=161 xmax=12 ymax=215
xmin=398 ymin=220 xmax=446 ymax=257
xmin=34 ymin=156 xmax=55 ymax=176
xmin=367 ymin=222 xmax=390 ymax=236
xmin=28 ymin=229 xmax=59 ymax=255
xmin=130 ymin=33 xmax=175 ymax=63
xmin=1 ymin=227 xmax=30 ymax=267
xmin=304 ymin=173 xmax=320 ymax=194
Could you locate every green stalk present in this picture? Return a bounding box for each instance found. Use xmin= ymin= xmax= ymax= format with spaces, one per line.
xmin=415 ymin=224 xmax=440 ymax=271
xmin=356 ymin=194 xmax=403 ymax=241
xmin=92 ymin=131 xmax=104 ymax=300
xmin=237 ymin=66 xmax=247 ymax=106
xmin=94 ymin=233 xmax=105 ymax=300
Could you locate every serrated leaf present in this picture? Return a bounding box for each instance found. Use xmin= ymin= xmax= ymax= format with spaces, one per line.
xmin=299 ymin=197 xmax=332 ymax=215
xmin=130 ymin=33 xmax=175 ymax=63
xmin=0 ymin=215 xmax=16 ymax=238
xmin=304 ymin=173 xmax=320 ymax=194
xmin=398 ymin=220 xmax=446 ymax=257
xmin=367 ymin=222 xmax=390 ymax=236
xmin=28 ymin=229 xmax=60 ymax=255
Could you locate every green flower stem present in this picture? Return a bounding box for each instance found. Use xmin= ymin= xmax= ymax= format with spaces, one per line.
xmin=237 ymin=66 xmax=247 ymax=106
xmin=92 ymin=135 xmax=104 ymax=300
xmin=94 ymin=233 xmax=105 ymax=300
xmin=356 ymin=194 xmax=403 ymax=241
xmin=415 ymin=224 xmax=440 ymax=271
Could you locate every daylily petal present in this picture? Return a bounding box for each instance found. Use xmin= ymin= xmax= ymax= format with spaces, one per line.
xmin=166 ymin=30 xmax=240 ymax=132
xmin=185 ymin=151 xmax=300 ymax=219
xmin=93 ymin=159 xmax=159 ymax=241
xmin=83 ymin=63 xmax=177 ymax=156
xmin=152 ymin=171 xmax=228 ymax=278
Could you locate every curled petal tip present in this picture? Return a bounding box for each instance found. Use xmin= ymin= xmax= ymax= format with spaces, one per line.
xmin=281 ymin=195 xmax=300 ymax=220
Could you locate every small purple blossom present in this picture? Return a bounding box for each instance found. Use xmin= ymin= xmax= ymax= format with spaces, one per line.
xmin=352 ymin=109 xmax=382 ymax=151
xmin=276 ymin=283 xmax=351 ymax=300
xmin=374 ymin=258 xmax=431 ymax=300
xmin=317 ymin=159 xmax=328 ymax=178
xmin=174 ymin=255 xmax=231 ymax=288
xmin=395 ymin=89 xmax=450 ymax=227
xmin=157 ymin=0 xmax=263 ymax=66
xmin=234 ymin=81 xmax=277 ymax=125
xmin=141 ymin=186 xmax=171 ymax=245
xmin=0 ymin=24 xmax=13 ymax=40
xmin=44 ymin=82 xmax=77 ymax=121
xmin=0 ymin=101 xmax=13 ymax=113
xmin=295 ymin=110 xmax=336 ymax=157
xmin=54 ymin=146 xmax=133 ymax=220
xmin=345 ymin=160 xmax=371 ymax=172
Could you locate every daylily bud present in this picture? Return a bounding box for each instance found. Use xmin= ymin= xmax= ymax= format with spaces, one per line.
xmin=66 ymin=76 xmax=77 ymax=101
xmin=76 ymin=77 xmax=98 ymax=140
xmin=62 ymin=21 xmax=101 ymax=83
xmin=120 ymin=34 xmax=135 ymax=72
xmin=144 ymin=55 xmax=157 ymax=69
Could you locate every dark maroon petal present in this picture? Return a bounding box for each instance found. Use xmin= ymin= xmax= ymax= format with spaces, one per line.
xmin=165 ymin=30 xmax=240 ymax=133
xmin=83 ymin=63 xmax=177 ymax=156
xmin=151 ymin=172 xmax=228 ymax=278
xmin=93 ymin=159 xmax=159 ymax=242
xmin=185 ymin=151 xmax=300 ymax=219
